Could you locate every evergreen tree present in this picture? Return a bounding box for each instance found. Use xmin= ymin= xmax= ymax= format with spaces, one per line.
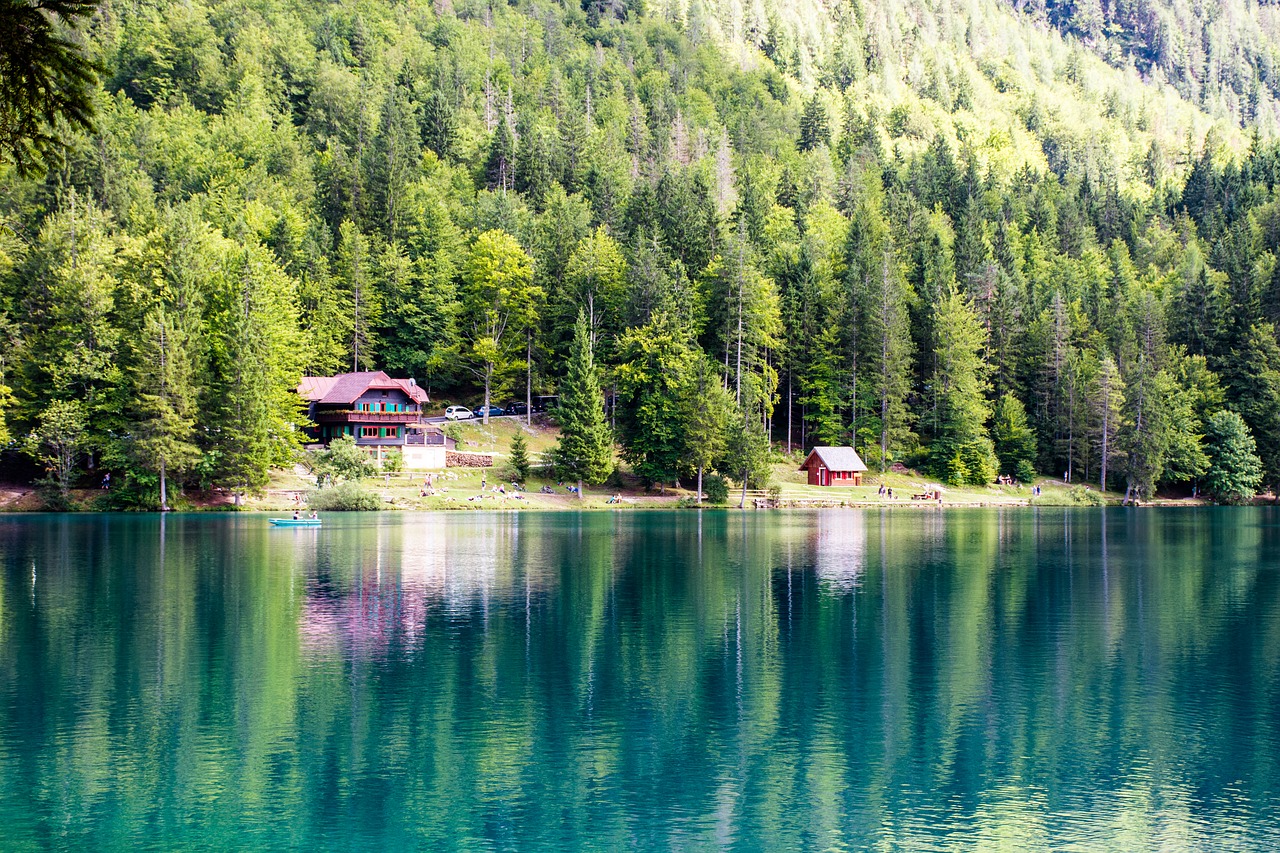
xmin=508 ymin=430 xmax=530 ymax=483
xmin=615 ymin=312 xmax=693 ymax=490
xmin=131 ymin=307 xmax=201 ymax=510
xmin=205 ymin=244 xmax=304 ymax=503
xmin=930 ymin=289 xmax=997 ymax=485
xmin=1203 ymin=410 xmax=1263 ymax=504
xmin=553 ymin=310 xmax=613 ymax=497
xmin=992 ymin=392 xmax=1037 ymax=480
xmin=1093 ymin=353 xmax=1125 ymax=492
xmin=335 ymin=221 xmax=381 ymax=371
xmin=485 ymin=118 xmax=516 ymax=193
xmin=862 ymin=240 xmax=915 ymax=470
xmin=0 ymin=0 xmax=100 ymax=174
xmin=798 ymin=94 xmax=830 ymax=152
xmin=681 ymin=356 xmax=732 ymax=502
xmin=421 ymin=91 xmax=456 ymax=160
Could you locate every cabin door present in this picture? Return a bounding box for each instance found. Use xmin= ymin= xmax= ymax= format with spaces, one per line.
xmin=820 ymin=468 xmax=829 ymax=486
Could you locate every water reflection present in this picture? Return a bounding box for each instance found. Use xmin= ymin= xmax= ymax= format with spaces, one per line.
xmin=0 ymin=509 xmax=1278 ymax=850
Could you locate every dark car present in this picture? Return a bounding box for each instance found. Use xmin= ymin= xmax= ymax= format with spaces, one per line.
xmin=474 ymin=404 xmax=505 ymax=418
xmin=505 ymin=402 xmax=529 ymax=416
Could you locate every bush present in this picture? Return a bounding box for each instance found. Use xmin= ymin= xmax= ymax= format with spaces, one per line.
xmin=704 ymin=474 xmax=729 ymax=504
xmin=307 ymin=481 xmax=381 ymax=511
xmin=1015 ymin=459 xmax=1036 ymax=484
xmin=381 ymin=449 xmax=403 ymax=474
xmin=1071 ymin=486 xmax=1107 ymax=506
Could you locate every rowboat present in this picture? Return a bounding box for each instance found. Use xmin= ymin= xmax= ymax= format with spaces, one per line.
xmin=269 ymin=518 xmax=322 ymax=527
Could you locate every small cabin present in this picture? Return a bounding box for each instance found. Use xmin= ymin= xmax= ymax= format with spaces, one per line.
xmin=799 ymin=446 xmax=868 ymax=486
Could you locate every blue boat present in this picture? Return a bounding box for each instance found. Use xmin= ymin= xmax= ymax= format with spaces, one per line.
xmin=269 ymin=518 xmax=322 ymax=527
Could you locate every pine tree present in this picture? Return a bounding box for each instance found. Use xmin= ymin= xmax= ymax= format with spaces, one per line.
xmin=863 ymin=240 xmax=915 ymax=470
xmin=206 ymin=244 xmax=304 ymax=503
xmin=554 ymin=310 xmax=614 ymax=497
xmin=798 ymin=94 xmax=830 ymax=152
xmin=485 ymin=117 xmax=516 ymax=192
xmin=681 ymin=356 xmax=731 ymax=502
xmin=508 ymin=430 xmax=531 ymax=484
xmin=132 ymin=307 xmax=201 ymax=510
xmin=336 ymin=221 xmax=381 ymax=371
xmin=930 ymin=289 xmax=997 ymax=485
xmin=992 ymin=392 xmax=1037 ymax=480
xmin=1203 ymin=410 xmax=1263 ymax=504
xmin=1093 ymin=353 xmax=1125 ymax=492
xmin=421 ymin=91 xmax=456 ymax=160
xmin=0 ymin=0 xmax=100 ymax=175
xmin=615 ymin=312 xmax=694 ymax=490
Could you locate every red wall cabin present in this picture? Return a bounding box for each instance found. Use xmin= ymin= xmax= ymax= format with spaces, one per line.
xmin=798 ymin=447 xmax=868 ymax=487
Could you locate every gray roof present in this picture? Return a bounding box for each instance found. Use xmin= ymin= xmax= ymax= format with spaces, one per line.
xmin=800 ymin=446 xmax=868 ymax=472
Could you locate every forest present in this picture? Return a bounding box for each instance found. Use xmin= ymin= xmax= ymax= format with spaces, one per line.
xmin=3 ymin=0 xmax=1280 ymax=506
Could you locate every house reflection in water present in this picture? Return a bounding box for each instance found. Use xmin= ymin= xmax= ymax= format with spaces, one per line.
xmin=813 ymin=510 xmax=866 ymax=592
xmin=297 ymin=515 xmax=556 ymax=659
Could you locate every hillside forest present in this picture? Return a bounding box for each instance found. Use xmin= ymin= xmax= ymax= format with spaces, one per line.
xmin=3 ymin=0 xmax=1280 ymax=506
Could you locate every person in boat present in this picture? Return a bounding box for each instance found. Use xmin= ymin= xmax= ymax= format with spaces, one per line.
xmin=292 ymin=510 xmax=300 ymax=520
xmin=309 ymin=512 xmax=318 ymax=520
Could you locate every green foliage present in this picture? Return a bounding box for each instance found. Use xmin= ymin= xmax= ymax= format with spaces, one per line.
xmin=313 ymin=434 xmax=373 ymax=485
xmin=553 ymin=311 xmax=613 ymax=492
xmin=381 ymin=449 xmax=402 ymax=475
xmin=2 ymin=0 xmax=1280 ymax=507
xmin=462 ymin=229 xmax=539 ymax=421
xmin=703 ymin=473 xmax=729 ymax=504
xmin=615 ymin=312 xmax=694 ymax=489
xmin=929 ymin=290 xmax=996 ymax=485
xmin=1203 ymin=411 xmax=1263 ymax=505
xmin=306 ymin=480 xmax=381 ymax=511
xmin=21 ymin=399 xmax=87 ymax=498
xmin=992 ymin=393 xmax=1036 ymax=477
xmin=0 ymin=0 xmax=100 ymax=175
xmin=507 ymin=431 xmax=530 ymax=483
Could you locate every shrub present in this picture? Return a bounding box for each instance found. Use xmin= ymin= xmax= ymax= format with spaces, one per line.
xmin=704 ymin=474 xmax=729 ymax=504
xmin=1015 ymin=459 xmax=1036 ymax=484
xmin=382 ymin=449 xmax=403 ymax=474
xmin=307 ymin=481 xmax=381 ymax=511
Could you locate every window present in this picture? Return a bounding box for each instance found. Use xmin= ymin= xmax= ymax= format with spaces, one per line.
xmin=361 ymin=426 xmax=378 ymax=438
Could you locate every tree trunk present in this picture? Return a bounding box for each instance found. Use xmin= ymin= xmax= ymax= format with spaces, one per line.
xmin=484 ymin=364 xmax=491 ymax=425
xmin=739 ymin=471 xmax=748 ymax=509
xmin=159 ymin=462 xmax=168 ymax=512
xmin=697 ymin=465 xmax=704 ymax=503
xmin=577 ymin=478 xmax=583 ymax=500
xmin=1101 ymin=403 xmax=1109 ymax=492
xmin=786 ymin=373 xmax=792 ymax=456
xmin=526 ymin=331 xmax=532 ymax=426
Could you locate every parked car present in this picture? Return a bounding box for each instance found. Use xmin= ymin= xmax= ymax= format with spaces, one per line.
xmin=445 ymin=405 xmax=474 ymax=420
xmin=474 ymin=404 xmax=505 ymax=418
xmin=505 ymin=402 xmax=529 ymax=416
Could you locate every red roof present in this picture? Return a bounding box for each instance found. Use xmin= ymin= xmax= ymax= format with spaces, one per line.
xmin=799 ymin=446 xmax=868 ymax=472
xmin=297 ymin=372 xmax=429 ymax=405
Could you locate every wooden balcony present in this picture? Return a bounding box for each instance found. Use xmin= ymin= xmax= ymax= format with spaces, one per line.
xmin=314 ymin=410 xmax=423 ymax=425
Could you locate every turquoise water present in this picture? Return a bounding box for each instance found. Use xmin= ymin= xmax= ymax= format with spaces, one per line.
xmin=0 ymin=509 xmax=1277 ymax=850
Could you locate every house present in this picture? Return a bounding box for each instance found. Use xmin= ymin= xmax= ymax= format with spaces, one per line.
xmin=799 ymin=446 xmax=868 ymax=486
xmin=298 ymin=371 xmax=455 ymax=469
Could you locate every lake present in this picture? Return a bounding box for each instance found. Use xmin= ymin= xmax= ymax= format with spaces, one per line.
xmin=0 ymin=509 xmax=1277 ymax=850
